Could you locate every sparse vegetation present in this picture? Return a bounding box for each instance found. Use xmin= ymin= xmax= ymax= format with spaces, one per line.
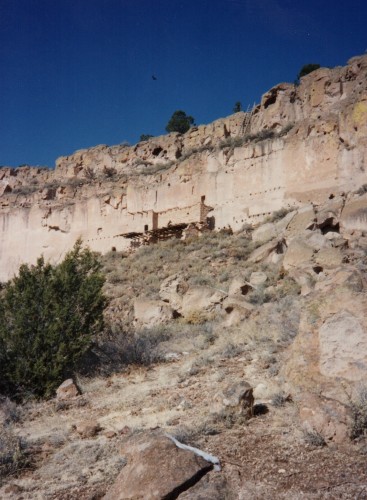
xmin=271 ymin=391 xmax=289 ymax=407
xmin=139 ymin=134 xmax=154 ymax=142
xmin=350 ymin=386 xmax=367 ymax=439
xmin=114 ymin=326 xmax=171 ymax=366
xmin=136 ymin=160 xmax=174 ymax=175
xmin=233 ymin=101 xmax=242 ymax=113
xmin=297 ymin=63 xmax=321 ymax=80
xmin=0 ymin=426 xmax=30 ymax=483
xmin=218 ymin=124 xmax=293 ymax=152
xmin=265 ymin=206 xmax=293 ymax=223
xmin=303 ymin=429 xmax=326 ymax=447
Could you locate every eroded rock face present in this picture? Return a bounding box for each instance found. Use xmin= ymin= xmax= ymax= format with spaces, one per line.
xmin=0 ymin=55 xmax=366 ymax=280
xmin=281 ymin=273 xmax=367 ymax=441
xmin=318 ymin=311 xmax=367 ymax=381
xmin=103 ymin=431 xmax=214 ymax=500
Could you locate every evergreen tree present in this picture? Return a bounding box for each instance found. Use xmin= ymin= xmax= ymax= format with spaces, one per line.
xmin=165 ymin=110 xmax=195 ymax=134
xmin=233 ymin=101 xmax=242 ymax=113
xmin=297 ymin=63 xmax=320 ymax=80
xmin=0 ymin=240 xmax=106 ymax=399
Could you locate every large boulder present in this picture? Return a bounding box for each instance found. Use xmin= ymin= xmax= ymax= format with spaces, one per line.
xmin=252 ymin=211 xmax=296 ymax=244
xmin=181 ymin=287 xmax=227 ymax=317
xmin=284 ymin=205 xmax=316 ymax=239
xmin=248 ymin=238 xmax=286 ymax=264
xmin=318 ymin=311 xmax=367 ymax=381
xmin=282 ymin=236 xmax=314 ymax=270
xmin=281 ymin=279 xmax=367 ymax=442
xmin=103 ymin=431 xmax=214 ymax=500
xmin=341 ymin=194 xmax=367 ymax=231
xmin=134 ymin=299 xmax=175 ymax=327
xmin=299 ymin=392 xmax=352 ymax=444
xmin=252 ymin=222 xmax=277 ymax=243
xmin=159 ymin=274 xmax=187 ymax=312
xmin=222 ymin=296 xmax=254 ymax=326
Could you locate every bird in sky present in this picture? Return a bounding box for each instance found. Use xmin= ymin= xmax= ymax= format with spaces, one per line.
xmin=152 ymin=75 xmax=157 ymax=80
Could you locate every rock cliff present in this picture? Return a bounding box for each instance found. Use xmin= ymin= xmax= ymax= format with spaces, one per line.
xmin=1 ymin=54 xmax=367 ymax=280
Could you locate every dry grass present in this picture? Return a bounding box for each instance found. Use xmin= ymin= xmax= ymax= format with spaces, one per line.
xmin=350 ymin=385 xmax=367 ymax=439
xmin=0 ymin=426 xmax=30 ymax=484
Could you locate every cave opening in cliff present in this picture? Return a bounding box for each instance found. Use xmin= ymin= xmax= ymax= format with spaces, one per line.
xmin=152 ymin=147 xmax=163 ymax=156
xmin=263 ymin=93 xmax=277 ymax=108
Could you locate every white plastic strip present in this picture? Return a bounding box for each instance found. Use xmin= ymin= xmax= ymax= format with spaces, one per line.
xmin=165 ymin=433 xmax=221 ymax=471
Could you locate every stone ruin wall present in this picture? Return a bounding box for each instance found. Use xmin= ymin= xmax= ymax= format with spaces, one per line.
xmin=0 ymin=54 xmax=366 ymax=280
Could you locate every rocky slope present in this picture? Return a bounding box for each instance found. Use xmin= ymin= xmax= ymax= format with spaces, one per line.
xmin=1 ymin=54 xmax=367 ymax=498
xmin=1 ymin=191 xmax=367 ymax=498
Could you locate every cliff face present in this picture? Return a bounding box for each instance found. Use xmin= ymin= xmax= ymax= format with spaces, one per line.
xmin=1 ymin=54 xmax=367 ymax=280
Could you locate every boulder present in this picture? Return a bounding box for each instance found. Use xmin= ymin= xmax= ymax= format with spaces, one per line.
xmin=284 ymin=205 xmax=316 ymax=238
xmin=252 ymin=212 xmax=296 ymax=244
xmin=228 ymin=277 xmax=252 ymax=296
xmin=306 ymin=231 xmax=331 ymax=250
xmin=318 ymin=311 xmax=367 ymax=381
xmin=281 ymin=283 xmax=367 ymax=441
xmin=249 ymin=271 xmax=268 ymax=287
xmin=181 ymin=287 xmax=227 ymax=316
xmin=159 ymin=274 xmax=187 ymax=312
xmin=299 ymin=392 xmax=352 ymax=444
xmin=314 ymin=247 xmax=343 ymax=268
xmin=252 ymin=223 xmax=277 ymax=243
xmin=75 ymin=420 xmax=101 ymax=439
xmin=248 ymin=238 xmax=286 ymax=264
xmin=314 ymin=267 xmax=364 ymax=293
xmin=103 ymin=431 xmax=214 ymax=500
xmin=222 ymin=297 xmax=254 ymax=326
xmin=283 ymin=237 xmax=314 ymax=270
xmin=214 ymin=381 xmax=254 ymax=419
xmin=341 ymin=195 xmax=367 ymax=231
xmin=56 ymin=379 xmax=80 ymax=400
xmin=134 ymin=299 xmax=175 ymax=327
xmin=288 ymin=269 xmax=315 ymax=296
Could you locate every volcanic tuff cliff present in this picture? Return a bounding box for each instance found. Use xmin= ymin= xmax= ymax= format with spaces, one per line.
xmin=1 ymin=54 xmax=367 ymax=280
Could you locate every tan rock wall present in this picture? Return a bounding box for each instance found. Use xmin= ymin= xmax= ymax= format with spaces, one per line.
xmin=0 ymin=55 xmax=366 ymax=280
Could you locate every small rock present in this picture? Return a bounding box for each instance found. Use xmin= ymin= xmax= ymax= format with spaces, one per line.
xmin=164 ymin=352 xmax=181 ymax=362
xmin=75 ymin=420 xmax=101 ymax=438
xmin=56 ymin=379 xmax=80 ymax=400
xmin=250 ymin=271 xmax=268 ymax=286
xmin=215 ymin=381 xmax=254 ymax=418
xmin=119 ymin=425 xmax=131 ymax=435
xmin=104 ymin=431 xmax=117 ymax=439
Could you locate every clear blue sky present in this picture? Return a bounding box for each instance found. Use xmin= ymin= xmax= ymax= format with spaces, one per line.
xmin=1 ymin=0 xmax=366 ymax=168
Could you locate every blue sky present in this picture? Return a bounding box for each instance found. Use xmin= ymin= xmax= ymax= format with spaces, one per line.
xmin=1 ymin=0 xmax=366 ymax=168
